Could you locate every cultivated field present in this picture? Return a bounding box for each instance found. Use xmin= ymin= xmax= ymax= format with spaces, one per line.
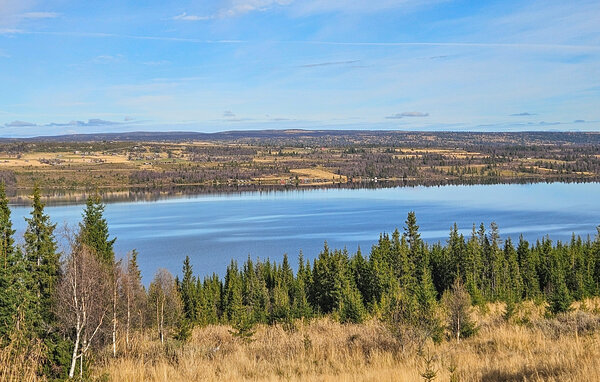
xmin=0 ymin=131 xmax=599 ymax=196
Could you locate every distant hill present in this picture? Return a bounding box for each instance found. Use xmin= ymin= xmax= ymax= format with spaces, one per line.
xmin=2 ymin=129 xmax=599 ymax=146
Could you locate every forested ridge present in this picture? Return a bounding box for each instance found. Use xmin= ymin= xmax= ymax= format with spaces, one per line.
xmin=1 ymin=183 xmax=599 ymax=380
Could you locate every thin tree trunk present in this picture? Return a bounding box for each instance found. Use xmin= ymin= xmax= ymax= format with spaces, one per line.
xmin=160 ymin=297 xmax=165 ymax=344
xmin=126 ymin=286 xmax=131 ymax=352
xmin=113 ymin=283 xmax=117 ymax=357
xmin=457 ymin=314 xmax=461 ymax=343
xmin=156 ymin=295 xmax=160 ymax=342
xmin=68 ymin=316 xmax=81 ymax=379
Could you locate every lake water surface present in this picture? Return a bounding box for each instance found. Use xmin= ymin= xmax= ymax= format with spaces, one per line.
xmin=9 ymin=183 xmax=600 ymax=284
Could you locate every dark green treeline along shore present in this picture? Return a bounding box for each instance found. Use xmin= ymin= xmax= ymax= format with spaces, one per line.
xmin=1 ymin=181 xmax=600 ymax=380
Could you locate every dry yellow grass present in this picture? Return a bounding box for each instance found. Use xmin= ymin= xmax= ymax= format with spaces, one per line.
xmin=93 ymin=300 xmax=600 ymax=382
xmin=0 ymin=151 xmax=132 ymax=168
xmin=290 ymin=167 xmax=347 ymax=181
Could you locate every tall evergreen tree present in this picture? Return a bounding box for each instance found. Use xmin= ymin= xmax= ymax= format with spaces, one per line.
xmin=489 ymin=222 xmax=505 ymax=300
xmin=289 ymin=252 xmax=312 ymax=319
xmin=0 ymin=182 xmax=21 ymax=340
xmin=24 ymin=185 xmax=60 ymax=332
xmin=548 ymin=253 xmax=572 ymax=315
xmin=517 ymin=235 xmax=540 ymax=300
xmin=404 ymin=211 xmax=422 ymax=266
xmin=79 ymin=194 xmax=116 ymax=265
xmin=180 ymin=256 xmax=198 ymax=323
xmin=504 ymin=238 xmax=522 ymax=302
xmin=465 ymin=225 xmax=484 ymax=304
xmin=415 ymin=251 xmax=443 ymax=341
xmin=223 ymin=260 xmax=244 ymax=323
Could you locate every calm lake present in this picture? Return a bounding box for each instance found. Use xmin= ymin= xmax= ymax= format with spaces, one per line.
xmin=9 ymin=183 xmax=600 ymax=284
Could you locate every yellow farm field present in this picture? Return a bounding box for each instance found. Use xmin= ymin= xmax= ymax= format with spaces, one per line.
xmin=290 ymin=167 xmax=347 ymax=181
xmin=0 ymin=152 xmax=131 ymax=167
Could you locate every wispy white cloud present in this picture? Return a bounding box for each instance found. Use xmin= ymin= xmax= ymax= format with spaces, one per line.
xmin=289 ymin=0 xmax=444 ymax=15
xmin=386 ymin=112 xmax=429 ymax=119
xmin=0 ymin=1 xmax=58 ymax=35
xmin=19 ymin=11 xmax=58 ymax=19
xmin=45 ymin=118 xmax=124 ymax=127
xmin=15 ymin=30 xmax=600 ymax=53
xmin=172 ymin=0 xmax=292 ymax=20
xmin=169 ymin=0 xmax=451 ymax=21
xmin=172 ymin=12 xmax=212 ymax=21
xmin=300 ymin=60 xmax=360 ymax=68
xmin=510 ymin=112 xmax=536 ymax=116
xmin=142 ymin=60 xmax=170 ymax=66
xmin=218 ymin=0 xmax=292 ymax=17
xmin=202 ymin=0 xmax=444 ymax=18
xmin=4 ymin=120 xmax=36 ymax=127
xmin=91 ymin=54 xmax=124 ymax=64
xmin=0 ymin=28 xmax=23 ymax=34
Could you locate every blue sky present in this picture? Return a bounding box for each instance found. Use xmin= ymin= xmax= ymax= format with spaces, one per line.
xmin=0 ymin=0 xmax=599 ymax=137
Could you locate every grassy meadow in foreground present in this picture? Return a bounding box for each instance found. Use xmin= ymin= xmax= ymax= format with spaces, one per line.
xmin=95 ymin=300 xmax=600 ymax=382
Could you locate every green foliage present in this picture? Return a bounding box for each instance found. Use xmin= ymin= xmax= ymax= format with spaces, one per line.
xmin=419 ymin=349 xmax=438 ymax=382
xmin=78 ymin=194 xmax=116 ymax=266
xmin=224 ymin=260 xmax=244 ymax=323
xmin=548 ymin=265 xmax=573 ymax=315
xmin=311 ymin=243 xmax=348 ymax=314
xmin=443 ymin=278 xmax=477 ymax=342
xmin=0 ymin=182 xmax=19 ymax=340
xmin=174 ymin=318 xmax=193 ymax=343
xmin=24 ymin=185 xmax=60 ymax=333
xmin=180 ymin=256 xmax=198 ymax=323
xmin=229 ymin=316 xmax=256 ymax=343
xmin=339 ymin=282 xmax=366 ymax=324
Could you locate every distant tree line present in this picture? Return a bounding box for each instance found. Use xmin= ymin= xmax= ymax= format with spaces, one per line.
xmin=0 ymin=186 xmax=599 ymax=380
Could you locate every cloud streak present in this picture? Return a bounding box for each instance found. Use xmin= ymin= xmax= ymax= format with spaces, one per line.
xmin=386 ymin=112 xmax=429 ymax=119
xmin=172 ymin=12 xmax=211 ymax=21
xmin=44 ymin=119 xmax=124 ymax=127
xmin=510 ymin=112 xmax=536 ymax=116
xmin=13 ymin=30 xmax=600 ymax=53
xmin=4 ymin=120 xmax=36 ymax=127
xmin=300 ymin=60 xmax=360 ymax=68
xmin=19 ymin=12 xmax=59 ymax=19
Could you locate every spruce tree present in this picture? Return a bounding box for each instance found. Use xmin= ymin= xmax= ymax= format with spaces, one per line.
xmin=180 ymin=256 xmax=197 ymax=323
xmin=23 ymin=186 xmax=70 ymax=378
xmin=202 ymin=274 xmax=222 ymax=324
xmin=504 ymin=237 xmax=522 ymax=302
xmin=79 ymin=194 xmax=115 ymax=265
xmin=489 ymin=222 xmax=505 ymax=300
xmin=416 ymin=252 xmax=443 ymax=341
xmin=0 ymin=182 xmax=20 ymax=340
xmin=223 ymin=260 xmax=244 ymax=323
xmin=465 ymin=226 xmax=484 ymax=305
xmin=339 ymin=281 xmax=366 ymax=324
xmin=548 ymin=247 xmax=572 ymax=314
xmin=517 ymin=235 xmax=540 ymax=300
xmin=404 ymin=211 xmax=422 ymax=267
xmin=24 ymin=185 xmax=60 ymax=332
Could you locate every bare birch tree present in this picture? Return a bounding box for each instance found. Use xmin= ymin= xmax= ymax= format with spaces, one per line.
xmin=148 ymin=268 xmax=181 ymax=344
xmin=56 ymin=245 xmax=110 ymax=379
xmin=120 ymin=250 xmax=146 ymax=352
xmin=111 ymin=260 xmax=122 ymax=358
